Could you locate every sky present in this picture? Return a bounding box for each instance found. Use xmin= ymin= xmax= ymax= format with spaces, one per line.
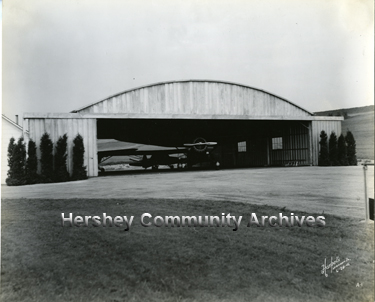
xmin=1 ymin=0 xmax=374 ymax=125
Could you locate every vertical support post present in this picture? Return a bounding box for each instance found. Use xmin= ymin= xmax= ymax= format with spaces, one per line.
xmin=308 ymin=122 xmax=313 ymax=166
xmin=363 ymin=163 xmax=368 ymax=221
xmin=93 ymin=118 xmax=98 ymax=177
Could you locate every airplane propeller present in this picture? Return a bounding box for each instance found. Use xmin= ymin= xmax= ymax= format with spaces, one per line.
xmin=183 ymin=137 xmax=217 ymax=153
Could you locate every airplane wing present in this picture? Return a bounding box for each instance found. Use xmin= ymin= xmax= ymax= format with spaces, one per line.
xmin=97 ymin=139 xmax=139 ymax=164
xmin=183 ymin=142 xmax=217 ymax=147
xmin=134 ymin=147 xmax=186 ymax=155
xmin=98 ymin=139 xmax=218 ymax=167
xmin=97 ymin=139 xmax=187 ymax=164
xmin=98 ymin=148 xmax=139 ymax=157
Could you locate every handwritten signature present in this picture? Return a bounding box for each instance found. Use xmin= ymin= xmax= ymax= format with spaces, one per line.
xmin=321 ymin=256 xmax=350 ymax=277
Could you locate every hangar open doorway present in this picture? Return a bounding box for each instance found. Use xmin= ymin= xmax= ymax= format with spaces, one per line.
xmin=97 ymin=118 xmax=312 ymax=169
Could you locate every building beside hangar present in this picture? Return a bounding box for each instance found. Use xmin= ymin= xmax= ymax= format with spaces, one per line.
xmin=23 ymin=80 xmax=343 ymax=177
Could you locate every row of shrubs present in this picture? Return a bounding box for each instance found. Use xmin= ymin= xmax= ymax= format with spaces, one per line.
xmin=318 ymin=130 xmax=357 ymax=166
xmin=6 ymin=133 xmax=87 ymax=186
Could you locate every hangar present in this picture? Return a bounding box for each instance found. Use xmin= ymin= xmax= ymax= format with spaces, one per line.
xmin=24 ymin=80 xmax=343 ymax=177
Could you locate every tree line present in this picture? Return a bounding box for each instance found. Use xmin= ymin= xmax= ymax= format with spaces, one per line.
xmin=6 ymin=133 xmax=87 ymax=186
xmin=318 ymin=130 xmax=357 ymax=166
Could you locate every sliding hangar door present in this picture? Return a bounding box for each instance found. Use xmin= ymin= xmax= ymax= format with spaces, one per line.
xmin=25 ymin=80 xmax=342 ymax=176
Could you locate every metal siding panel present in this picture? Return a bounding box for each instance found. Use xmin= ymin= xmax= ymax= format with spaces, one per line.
xmin=233 ymin=85 xmax=239 ymax=115
xmin=122 ymin=93 xmax=128 ymax=113
xmin=311 ymin=120 xmax=342 ymax=166
xmin=129 ymin=91 xmax=135 ymax=113
xmin=213 ymin=83 xmax=219 ymax=114
xmin=224 ymin=83 xmax=231 ymax=115
xmin=159 ymin=85 xmax=166 ymax=114
xmin=197 ymin=82 xmax=206 ymax=114
xmin=46 ymin=119 xmax=55 ymax=142
xmin=243 ymin=89 xmax=250 ymax=115
xmin=192 ymin=82 xmax=198 ymax=114
xmin=243 ymin=87 xmax=250 ymax=115
xmin=29 ymin=119 xmax=36 ymax=143
xmin=147 ymin=87 xmax=154 ymax=114
xmin=57 ymin=118 xmax=63 ymax=141
xmin=204 ymin=82 xmax=208 ymax=114
xmin=169 ymin=83 xmax=175 ymax=113
xmin=111 ymin=97 xmax=117 ymax=113
xmin=180 ymin=82 xmax=189 ymax=114
xmin=144 ymin=87 xmax=151 ymax=113
xmin=265 ymin=94 xmax=271 ymax=116
xmin=189 ymin=81 xmax=194 ymax=114
xmin=74 ymin=81 xmax=314 ymax=117
xmin=146 ymin=87 xmax=153 ymax=113
xmin=208 ymin=82 xmax=213 ymax=114
xmin=116 ymin=97 xmax=121 ymax=113
xmin=217 ymin=83 xmax=223 ymax=114
xmin=107 ymin=98 xmax=113 ymax=113
xmin=175 ymin=82 xmax=181 ymax=114
xmin=164 ymin=84 xmax=170 ymax=113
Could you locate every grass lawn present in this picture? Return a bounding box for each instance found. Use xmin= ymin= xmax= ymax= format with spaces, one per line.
xmin=1 ymin=198 xmax=374 ymax=302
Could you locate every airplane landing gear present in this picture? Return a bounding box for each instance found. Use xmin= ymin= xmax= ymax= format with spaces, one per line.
xmin=215 ymin=161 xmax=221 ymax=170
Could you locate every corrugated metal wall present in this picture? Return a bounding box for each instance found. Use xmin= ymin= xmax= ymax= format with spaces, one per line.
xmin=76 ymin=81 xmax=312 ymax=117
xmin=27 ymin=118 xmax=98 ymax=177
xmin=311 ymin=120 xmax=342 ymax=166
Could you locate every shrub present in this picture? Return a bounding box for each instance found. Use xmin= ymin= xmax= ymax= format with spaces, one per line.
xmin=328 ymin=131 xmax=339 ymax=166
xmin=6 ymin=137 xmax=16 ymax=180
xmin=346 ymin=131 xmax=357 ymax=165
xmin=25 ymin=139 xmax=40 ymax=184
xmin=71 ymin=134 xmax=87 ymax=180
xmin=54 ymin=134 xmax=70 ymax=182
xmin=318 ymin=131 xmax=330 ymax=166
xmin=6 ymin=137 xmax=27 ymax=186
xmin=337 ymin=134 xmax=348 ymax=166
xmin=40 ymin=133 xmax=54 ymax=182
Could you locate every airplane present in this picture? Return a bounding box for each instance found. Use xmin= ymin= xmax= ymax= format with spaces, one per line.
xmin=97 ymin=138 xmax=218 ymax=172
xmin=97 ymin=119 xmax=250 ymax=148
xmin=96 ymin=119 xmax=261 ymax=172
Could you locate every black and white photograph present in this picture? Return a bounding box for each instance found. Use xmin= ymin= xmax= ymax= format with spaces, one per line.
xmin=1 ymin=0 xmax=374 ymax=301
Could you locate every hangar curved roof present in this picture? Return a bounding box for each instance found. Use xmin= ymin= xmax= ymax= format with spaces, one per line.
xmin=72 ymin=80 xmax=313 ymax=117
